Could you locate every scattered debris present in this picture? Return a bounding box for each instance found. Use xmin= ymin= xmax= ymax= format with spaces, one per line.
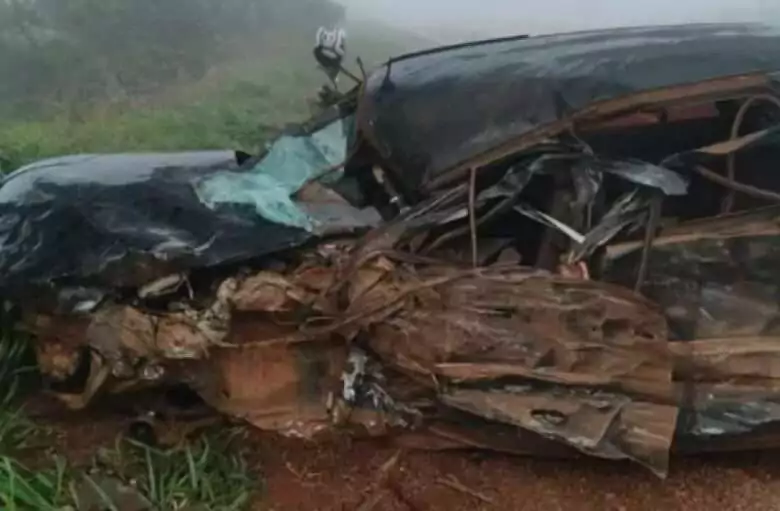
xmin=73 ymin=473 xmax=152 ymax=511
xmin=356 ymin=450 xmax=402 ymax=511
xmin=436 ymin=475 xmax=494 ymax=505
xmin=5 ymin=22 xmax=780 ymax=479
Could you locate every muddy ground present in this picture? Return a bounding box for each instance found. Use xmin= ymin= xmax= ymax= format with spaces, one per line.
xmin=40 ymin=398 xmax=780 ymax=511
xmin=254 ymin=437 xmax=780 ymax=511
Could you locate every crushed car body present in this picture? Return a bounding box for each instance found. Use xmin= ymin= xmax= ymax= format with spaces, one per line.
xmin=6 ymin=22 xmax=780 ymax=478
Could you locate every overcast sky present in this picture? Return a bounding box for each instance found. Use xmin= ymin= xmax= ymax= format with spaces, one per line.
xmin=338 ymin=0 xmax=779 ymax=38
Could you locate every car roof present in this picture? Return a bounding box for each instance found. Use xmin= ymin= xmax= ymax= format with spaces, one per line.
xmin=359 ymin=23 xmax=780 ymax=192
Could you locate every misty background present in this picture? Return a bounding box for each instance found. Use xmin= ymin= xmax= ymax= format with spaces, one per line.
xmin=340 ymin=0 xmax=779 ymax=41
xmin=0 ymin=0 xmax=777 ymax=171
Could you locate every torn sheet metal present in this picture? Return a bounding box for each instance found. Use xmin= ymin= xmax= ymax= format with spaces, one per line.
xmin=478 ymin=153 xmax=687 ymax=204
xmin=511 ymin=189 xmax=655 ymax=265
xmin=182 ymin=316 xmax=418 ymax=440
xmin=360 ymin=23 xmax=780 ymax=194
xmin=360 ymin=268 xmax=671 ymax=386
xmin=191 ymin=332 xmax=347 ymax=440
xmin=663 ymin=123 xmax=780 ymax=167
xmin=569 ymin=190 xmax=654 ymax=262
xmin=394 ymin=409 xmax=585 ymax=458
xmin=674 ymin=381 xmax=780 ymax=450
xmin=0 ymin=151 xmax=309 ymax=291
xmin=604 ymin=205 xmax=780 ymax=340
xmin=17 ymin=249 xmax=780 ymax=475
xmin=0 ymin=115 xmax=377 ymax=294
xmin=339 ymin=262 xmax=676 ymax=474
xmin=441 ymin=389 xmax=677 ymax=476
xmin=603 ymin=206 xmax=780 ymax=441
xmin=581 ymin=157 xmax=688 ymax=196
xmin=409 ymin=153 xmax=686 ymax=264
xmin=85 ymin=303 xmax=230 ymax=364
xmin=23 ymin=281 xmax=235 ymax=409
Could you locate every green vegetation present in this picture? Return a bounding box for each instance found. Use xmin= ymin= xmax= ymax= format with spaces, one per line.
xmin=1 ymin=329 xmax=256 ymax=510
xmin=0 ymin=0 xmax=428 ymax=171
xmin=0 ymin=53 xmax=321 ymax=170
xmin=0 ymin=457 xmax=71 ymax=510
xmin=0 ymin=24 xmax=424 ymax=171
xmin=0 ymin=0 xmax=344 ymax=118
xmin=84 ymin=435 xmax=256 ymax=511
xmin=0 ymin=326 xmax=35 ymax=458
xmin=0 ymin=323 xmax=68 ymax=510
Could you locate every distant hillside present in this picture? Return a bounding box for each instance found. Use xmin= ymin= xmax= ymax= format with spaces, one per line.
xmin=0 ymin=17 xmax=436 ymax=170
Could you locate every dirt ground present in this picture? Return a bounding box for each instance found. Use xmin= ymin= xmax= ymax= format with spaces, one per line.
xmin=36 ymin=398 xmax=780 ymax=511
xmin=251 ymin=434 xmax=780 ymax=511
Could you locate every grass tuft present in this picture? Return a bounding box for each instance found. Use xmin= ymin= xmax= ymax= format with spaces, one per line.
xmin=0 ymin=324 xmax=36 ymax=455
xmin=0 ymin=456 xmax=71 ymax=511
xmin=0 ymin=323 xmax=71 ymax=510
xmin=79 ymin=431 xmax=256 ymax=511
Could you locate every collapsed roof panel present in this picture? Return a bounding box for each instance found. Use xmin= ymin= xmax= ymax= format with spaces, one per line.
xmin=358 ymin=23 xmax=780 ymax=195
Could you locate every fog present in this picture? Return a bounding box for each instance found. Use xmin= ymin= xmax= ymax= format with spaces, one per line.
xmin=2 ymin=0 xmax=779 ymax=135
xmin=339 ymin=0 xmax=779 ymax=41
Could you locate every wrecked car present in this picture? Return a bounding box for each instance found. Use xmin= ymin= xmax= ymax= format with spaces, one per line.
xmin=5 ymin=22 xmax=780 ymax=478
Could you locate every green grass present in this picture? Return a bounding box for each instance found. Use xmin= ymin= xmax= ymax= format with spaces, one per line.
xmin=0 ymin=328 xmax=256 ymax=510
xmin=0 ymin=326 xmax=69 ymax=510
xmin=0 ymin=457 xmax=71 ymax=511
xmin=135 ymin=436 xmax=253 ymax=510
xmin=0 ymin=55 xmax=320 ymax=171
xmin=1 ymin=433 xmax=256 ymax=511
xmin=0 ymin=327 xmax=36 ymax=456
xmin=0 ymin=25 xmax=428 ymax=172
xmin=84 ymin=434 xmax=256 ymax=511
